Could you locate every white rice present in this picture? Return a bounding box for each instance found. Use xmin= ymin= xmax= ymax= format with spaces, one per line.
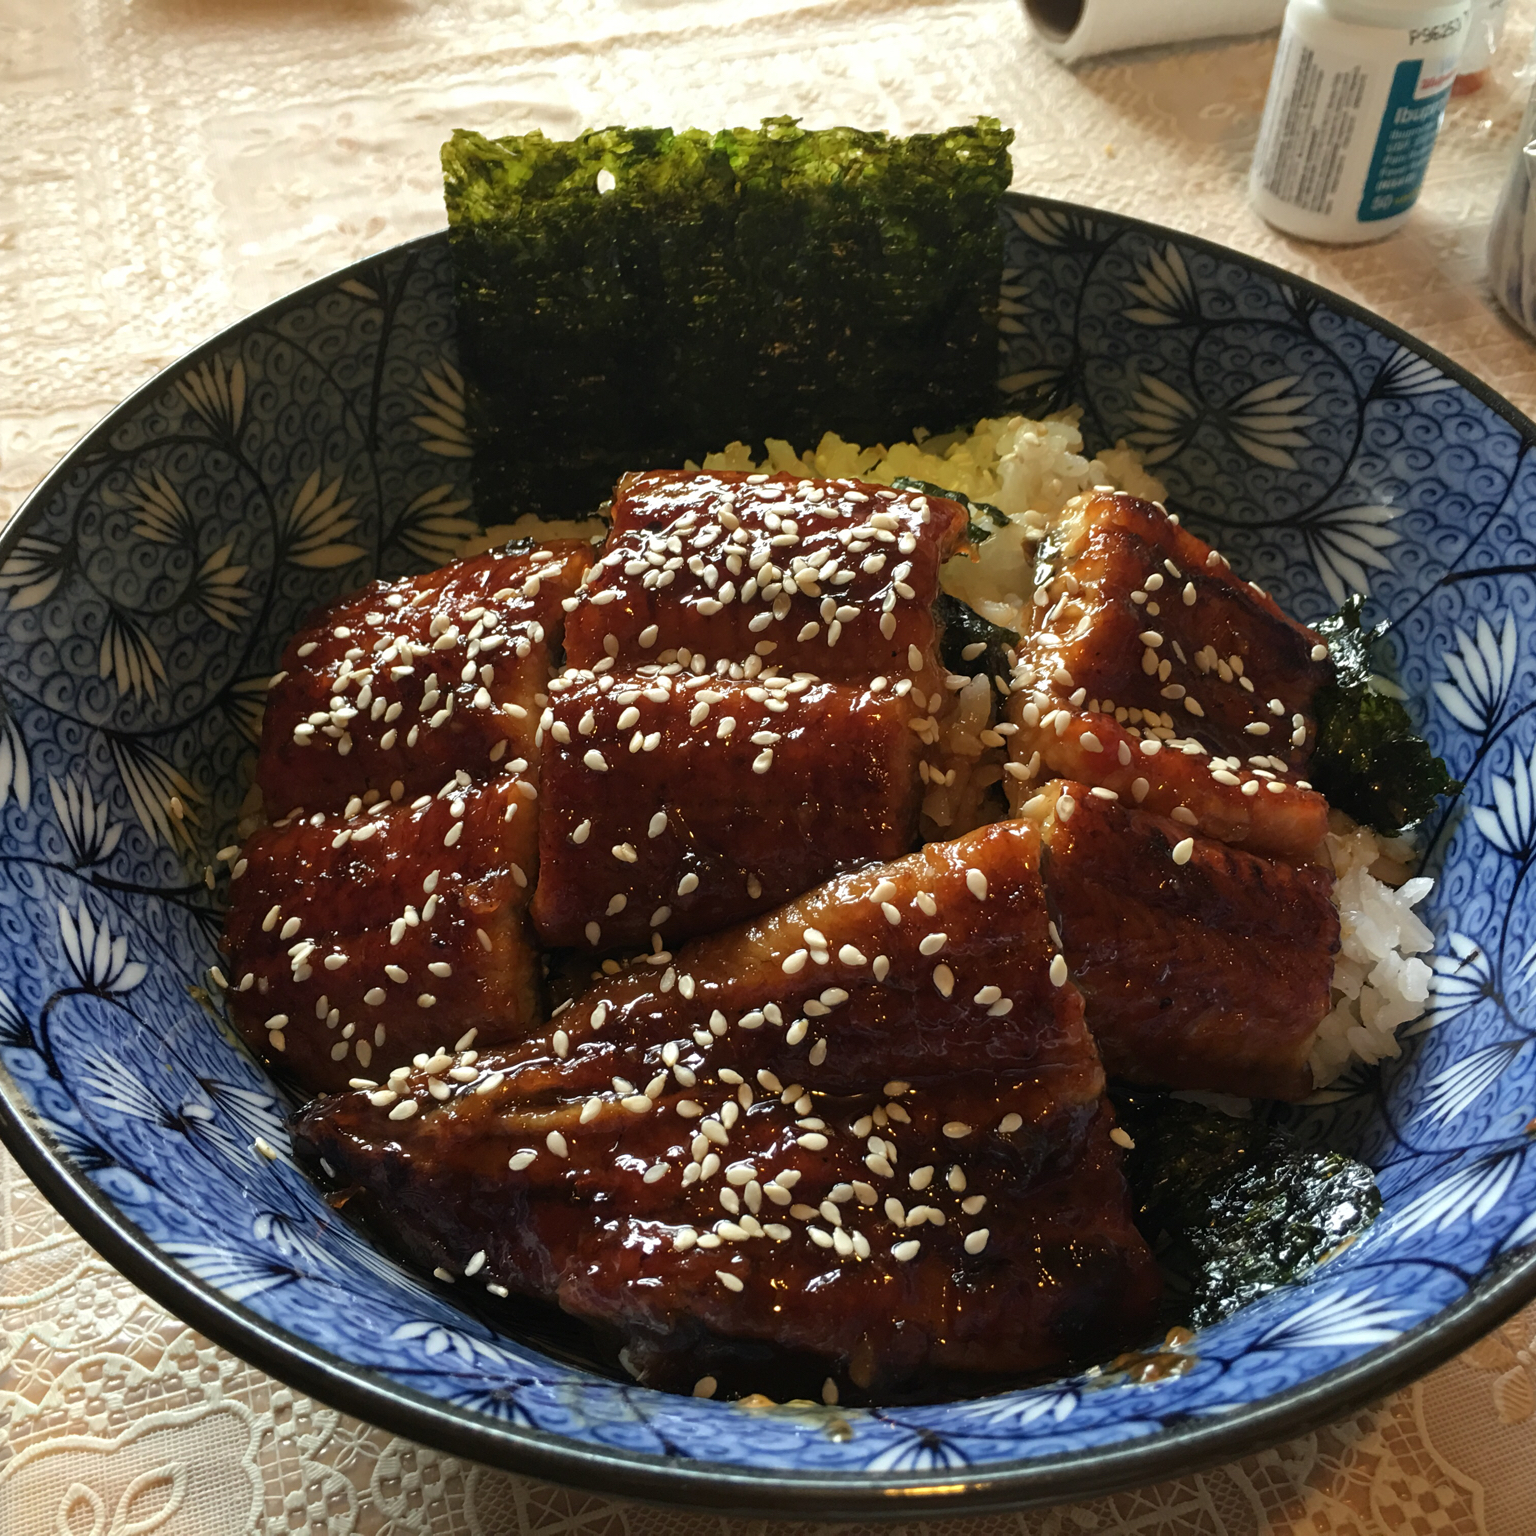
xmin=1310 ymin=815 xmax=1435 ymax=1087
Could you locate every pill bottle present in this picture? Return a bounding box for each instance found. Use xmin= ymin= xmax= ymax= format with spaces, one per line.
xmin=1249 ymin=0 xmax=1471 ymax=243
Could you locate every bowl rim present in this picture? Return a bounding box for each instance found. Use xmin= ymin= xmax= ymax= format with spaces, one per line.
xmin=4 ymin=190 xmax=1536 ymax=1518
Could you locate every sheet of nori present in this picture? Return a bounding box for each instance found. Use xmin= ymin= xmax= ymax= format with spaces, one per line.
xmin=442 ymin=117 xmax=1015 ymax=521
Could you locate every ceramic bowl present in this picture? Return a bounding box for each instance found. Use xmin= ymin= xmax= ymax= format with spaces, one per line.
xmin=4 ymin=193 xmax=1536 ymax=1518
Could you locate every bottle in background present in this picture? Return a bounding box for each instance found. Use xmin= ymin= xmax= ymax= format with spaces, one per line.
xmin=1249 ymin=0 xmax=1471 ymax=243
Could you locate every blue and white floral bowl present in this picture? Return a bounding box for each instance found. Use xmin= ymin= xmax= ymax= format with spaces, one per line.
xmin=4 ymin=194 xmax=1536 ymax=1516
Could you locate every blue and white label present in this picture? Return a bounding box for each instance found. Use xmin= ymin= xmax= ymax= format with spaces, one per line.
xmin=1357 ymin=59 xmax=1456 ymax=222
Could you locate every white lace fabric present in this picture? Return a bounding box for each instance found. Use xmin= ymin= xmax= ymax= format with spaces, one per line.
xmin=3 ymin=0 xmax=1536 ymax=1530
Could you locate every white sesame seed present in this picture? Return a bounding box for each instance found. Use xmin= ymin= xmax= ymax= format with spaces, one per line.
xmin=388 ymin=1100 xmax=418 ymax=1121
xmin=965 ymin=869 xmax=988 ymax=900
xmin=963 ymin=1228 xmax=990 ymax=1255
xmin=999 ymin=1112 xmax=1023 ymax=1132
xmin=1049 ymin=954 xmax=1068 ymax=988
xmin=932 ymin=964 xmax=954 ymax=997
xmin=782 ymin=949 xmax=808 ymax=974
xmin=1171 ymin=837 xmax=1195 ymax=865
xmin=583 ymin=749 xmax=608 ymax=772
xmin=546 ymin=1131 xmax=569 ymax=1157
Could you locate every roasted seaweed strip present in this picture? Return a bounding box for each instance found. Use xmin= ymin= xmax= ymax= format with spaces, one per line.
xmin=443 ymin=118 xmax=1014 ymax=520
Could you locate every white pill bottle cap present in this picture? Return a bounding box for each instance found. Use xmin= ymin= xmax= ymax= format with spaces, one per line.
xmin=1250 ymin=0 xmax=1470 ymax=242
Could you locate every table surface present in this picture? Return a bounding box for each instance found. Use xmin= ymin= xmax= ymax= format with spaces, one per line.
xmin=5 ymin=1 xmax=1536 ymax=1531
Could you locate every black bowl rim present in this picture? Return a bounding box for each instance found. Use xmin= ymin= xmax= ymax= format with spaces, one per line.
xmin=4 ymin=190 xmax=1536 ymax=1520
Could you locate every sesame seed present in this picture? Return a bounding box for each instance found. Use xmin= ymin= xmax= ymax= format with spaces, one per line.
xmin=509 ymin=1150 xmax=537 ymax=1170
xmin=388 ymin=1100 xmax=418 ymax=1121
xmin=546 ymin=1131 xmax=569 ymax=1157
xmin=963 ymin=1228 xmax=990 ymax=1255
xmin=583 ymin=750 xmax=608 ymax=772
xmin=782 ymin=949 xmax=808 ymax=974
xmin=919 ymin=932 xmax=947 ymax=956
xmin=965 ymin=869 xmax=988 ymax=900
xmin=932 ymin=964 xmax=954 ymax=997
xmin=1110 ymin=1127 xmax=1136 ymax=1149
xmin=998 ymin=1112 xmax=1023 ymax=1133
xmin=1311 ymin=643 xmax=1328 ymax=661
xmin=693 ymin=1376 xmax=717 ymax=1398
xmin=1171 ymin=837 xmax=1195 ymax=865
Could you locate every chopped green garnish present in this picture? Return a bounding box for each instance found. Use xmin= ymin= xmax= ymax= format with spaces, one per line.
xmin=1116 ymin=1094 xmax=1381 ymax=1329
xmin=1310 ymin=595 xmax=1460 ymax=835
xmin=443 ymin=118 xmax=1014 ymax=520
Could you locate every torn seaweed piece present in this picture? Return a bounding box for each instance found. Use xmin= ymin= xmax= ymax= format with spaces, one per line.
xmin=935 ymin=592 xmax=1018 ymax=682
xmin=1310 ymin=595 xmax=1460 ymax=835
xmin=443 ymin=117 xmax=1014 ymax=521
xmin=1115 ymin=1093 xmax=1380 ymax=1330
xmin=891 ymin=475 xmax=1008 ymax=545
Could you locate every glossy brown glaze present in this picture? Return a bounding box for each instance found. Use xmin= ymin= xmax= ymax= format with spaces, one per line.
xmin=1006 ymin=492 xmax=1333 ymax=863
xmin=1005 ymin=708 xmax=1329 ymax=865
xmin=1031 ymin=781 xmax=1339 ymax=1101
xmin=530 ymin=675 xmax=924 ymax=950
xmin=258 ymin=541 xmax=590 ymax=815
xmin=222 ymin=774 xmax=541 ymax=1093
xmin=294 ymin=820 xmax=1160 ymax=1399
xmin=565 ymin=471 xmax=968 ymax=679
xmin=529 ymin=819 xmax=1092 ymax=1092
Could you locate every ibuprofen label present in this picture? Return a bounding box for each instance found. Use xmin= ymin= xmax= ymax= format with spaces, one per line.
xmin=1357 ymin=59 xmax=1455 ymax=222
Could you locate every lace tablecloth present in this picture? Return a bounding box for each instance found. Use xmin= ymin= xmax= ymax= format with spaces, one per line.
xmin=6 ymin=0 xmax=1536 ymax=1530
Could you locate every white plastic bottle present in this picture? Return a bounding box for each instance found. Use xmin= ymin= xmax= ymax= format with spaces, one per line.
xmin=1249 ymin=0 xmax=1471 ymax=243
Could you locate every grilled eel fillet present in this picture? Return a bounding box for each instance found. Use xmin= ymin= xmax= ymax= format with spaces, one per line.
xmin=531 ymin=472 xmax=968 ymax=949
xmin=1026 ymin=780 xmax=1339 ymax=1101
xmin=1005 ymin=491 xmax=1333 ymax=865
xmin=294 ymin=818 xmax=1161 ymax=1400
xmin=223 ymin=774 xmax=540 ymax=1091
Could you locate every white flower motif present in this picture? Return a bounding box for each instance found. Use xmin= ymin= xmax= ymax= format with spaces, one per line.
xmin=177 ymin=355 xmax=246 ymax=438
xmin=1373 ymin=345 xmax=1457 ymax=399
xmin=339 ymin=277 xmax=379 ymax=301
xmin=107 ymin=735 xmax=199 ymax=853
xmin=220 ymin=675 xmax=270 ymax=745
xmin=1473 ymin=741 xmax=1536 ymax=860
xmin=412 ymin=361 xmax=471 ymax=458
xmin=1252 ymin=1286 xmax=1414 ymax=1350
xmin=0 ymin=985 xmax=29 ymax=1049
xmin=49 ymin=774 xmax=123 ymax=867
xmin=1406 ymin=932 xmax=1497 ymax=1037
xmin=1435 ymin=611 xmax=1519 ymax=736
xmin=950 ymin=1385 xmax=1078 ymax=1430
xmin=390 ymin=485 xmax=476 ymax=566
xmin=1415 ymin=1040 xmax=1525 ymax=1124
xmin=160 ymin=1242 xmax=299 ymax=1302
xmin=1006 ymin=204 xmax=1100 ymax=248
xmin=57 ymin=901 xmax=147 ymax=995
xmin=864 ymin=1430 xmax=970 ymax=1473
xmin=253 ymin=1210 xmax=333 ymax=1270
xmin=0 ymin=534 xmax=70 ymax=610
xmin=1393 ymin=1150 xmax=1524 ymax=1241
xmin=1218 ymin=376 xmax=1317 ymax=469
xmin=1299 ymin=503 xmax=1404 ymax=607
xmin=191 ymin=542 xmax=253 ymax=630
xmin=123 ymin=468 xmax=197 ymax=545
xmin=1126 ymin=374 xmax=1200 ymax=465
xmin=1124 ymin=243 xmax=1199 ymax=327
xmin=98 ymin=608 xmax=168 ymax=702
xmin=277 ymin=471 xmax=365 ymax=570
xmin=390 ymin=1318 xmax=518 ymax=1367
xmin=0 ymin=701 xmax=30 ymax=812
